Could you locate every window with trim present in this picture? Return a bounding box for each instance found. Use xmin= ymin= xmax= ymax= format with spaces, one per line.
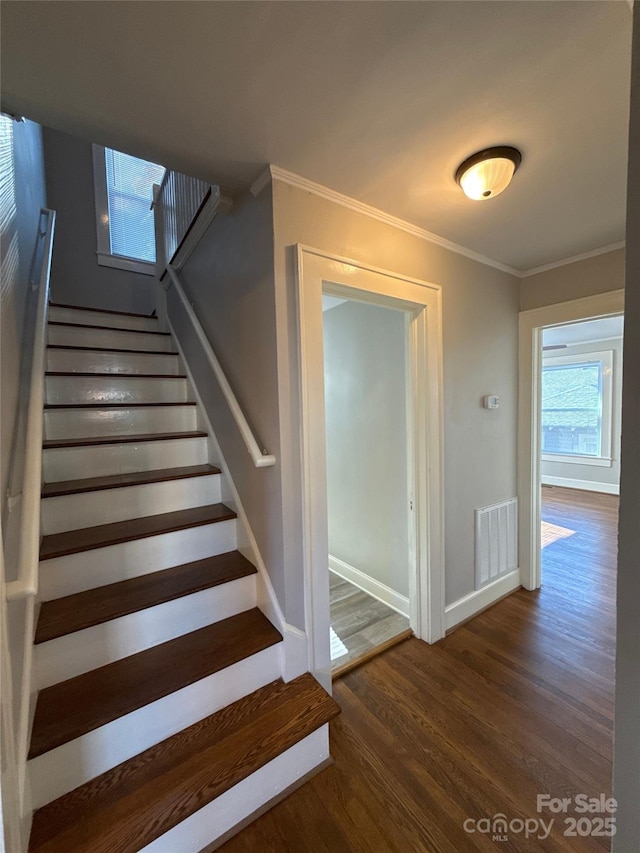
xmin=541 ymin=350 xmax=613 ymax=466
xmin=93 ymin=145 xmax=165 ymax=275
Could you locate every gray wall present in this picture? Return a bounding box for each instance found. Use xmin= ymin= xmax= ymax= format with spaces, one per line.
xmin=541 ymin=338 xmax=623 ymax=492
xmin=520 ymin=247 xmax=625 ymax=311
xmin=168 ymin=187 xmax=287 ymax=613
xmin=0 ymin=116 xmax=47 ymax=529
xmin=324 ymin=300 xmax=409 ymax=598
xmin=613 ymin=8 xmax=639 ymax=849
xmin=42 ymin=127 xmax=155 ymax=314
xmin=273 ymin=180 xmax=520 ymax=614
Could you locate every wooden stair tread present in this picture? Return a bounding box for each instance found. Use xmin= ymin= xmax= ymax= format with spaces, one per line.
xmin=29 ymin=609 xmax=283 ymax=759
xmin=45 ymin=371 xmax=186 ymax=378
xmin=47 ymin=345 xmax=176 ymax=355
xmin=48 ymin=321 xmax=170 ymax=335
xmin=42 ymin=464 xmax=220 ymax=498
xmin=44 ymin=402 xmax=197 ymax=409
xmin=40 ymin=502 xmax=235 ymax=560
xmin=43 ymin=430 xmax=205 ymax=449
xmin=29 ymin=673 xmax=339 ymax=853
xmin=36 ymin=551 xmax=257 ymax=643
xmin=49 ymin=302 xmax=156 ymax=319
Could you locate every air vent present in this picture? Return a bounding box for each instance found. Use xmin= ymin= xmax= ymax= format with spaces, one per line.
xmin=475 ymin=498 xmax=518 ymax=589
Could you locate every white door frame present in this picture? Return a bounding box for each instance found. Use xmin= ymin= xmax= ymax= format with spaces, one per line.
xmin=518 ymin=289 xmax=625 ymax=590
xmin=296 ymin=245 xmax=445 ymax=689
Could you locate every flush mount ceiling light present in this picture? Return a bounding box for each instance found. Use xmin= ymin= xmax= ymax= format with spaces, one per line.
xmin=455 ymin=146 xmax=522 ymax=201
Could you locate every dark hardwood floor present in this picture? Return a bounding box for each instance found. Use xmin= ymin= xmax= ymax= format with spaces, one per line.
xmin=220 ymin=486 xmax=617 ymax=852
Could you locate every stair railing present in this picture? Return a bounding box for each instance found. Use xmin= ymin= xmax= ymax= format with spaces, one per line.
xmin=153 ymin=169 xmax=275 ymax=469
xmin=6 ymin=207 xmax=56 ymax=600
xmin=165 ymin=264 xmax=276 ymax=468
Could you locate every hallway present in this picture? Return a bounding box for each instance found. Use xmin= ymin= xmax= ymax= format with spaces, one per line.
xmin=220 ymin=487 xmax=617 ymax=852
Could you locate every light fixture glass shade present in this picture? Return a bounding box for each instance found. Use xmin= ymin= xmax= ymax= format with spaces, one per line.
xmin=456 ymin=147 xmax=521 ymax=201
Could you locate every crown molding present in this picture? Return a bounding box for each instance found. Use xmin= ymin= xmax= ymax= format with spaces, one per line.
xmin=251 ymin=164 xmax=625 ymax=280
xmin=519 ymin=242 xmax=626 ymax=278
xmin=252 ymin=164 xmax=521 ymax=277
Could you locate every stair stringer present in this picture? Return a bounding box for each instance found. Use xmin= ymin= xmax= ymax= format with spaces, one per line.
xmin=168 ymin=318 xmax=309 ymax=684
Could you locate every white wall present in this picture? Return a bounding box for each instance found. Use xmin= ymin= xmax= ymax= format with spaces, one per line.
xmin=541 ymin=337 xmax=623 ymax=494
xmin=613 ymin=7 xmax=639 ymax=849
xmin=323 ymin=300 xmax=409 ymax=599
xmin=272 ymin=179 xmax=520 ymax=615
xmin=42 ymin=126 xmax=155 ymax=314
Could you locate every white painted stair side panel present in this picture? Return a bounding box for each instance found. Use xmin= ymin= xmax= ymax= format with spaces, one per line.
xmin=41 ymin=473 xmax=221 ymax=534
xmin=48 ymin=325 xmax=175 ymax=353
xmin=36 ymin=575 xmax=257 ymax=687
xmin=46 ymin=348 xmax=181 ymax=375
xmin=43 ymin=436 xmax=208 ymax=481
xmin=43 ymin=405 xmax=198 ymax=441
xmin=29 ymin=643 xmax=282 ymax=809
xmin=39 ymin=519 xmax=238 ymax=599
xmin=48 ymin=306 xmax=159 ymax=332
xmin=140 ymin=726 xmax=330 ymax=853
xmin=45 ymin=375 xmax=190 ymax=405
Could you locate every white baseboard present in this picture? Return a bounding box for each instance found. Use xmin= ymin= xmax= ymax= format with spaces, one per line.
xmin=541 ymin=475 xmax=619 ymax=495
xmin=445 ymin=569 xmax=521 ymax=632
xmin=328 ymin=555 xmax=409 ymax=618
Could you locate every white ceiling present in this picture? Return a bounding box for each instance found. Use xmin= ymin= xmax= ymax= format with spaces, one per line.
xmin=543 ymin=315 xmax=624 ymax=347
xmin=1 ymin=1 xmax=632 ymax=272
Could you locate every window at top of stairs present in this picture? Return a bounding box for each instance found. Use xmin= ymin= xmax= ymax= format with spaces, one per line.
xmin=92 ymin=144 xmax=165 ymax=276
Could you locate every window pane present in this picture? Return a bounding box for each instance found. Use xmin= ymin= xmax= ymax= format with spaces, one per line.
xmin=105 ymin=149 xmax=165 ymax=262
xmin=542 ymin=362 xmax=602 ymax=456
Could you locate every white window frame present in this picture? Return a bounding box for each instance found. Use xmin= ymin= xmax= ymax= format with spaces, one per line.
xmin=92 ymin=144 xmax=156 ymax=276
xmin=541 ymin=349 xmax=614 ymax=468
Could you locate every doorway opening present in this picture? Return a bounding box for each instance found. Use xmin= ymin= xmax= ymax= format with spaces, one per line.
xmin=322 ymin=296 xmax=412 ymax=676
xmin=518 ymin=290 xmax=624 ymax=591
xmin=296 ymin=246 xmax=445 ymax=691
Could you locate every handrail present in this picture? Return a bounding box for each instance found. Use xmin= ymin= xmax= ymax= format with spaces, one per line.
xmin=166 ymin=264 xmax=276 ymax=468
xmin=6 ymin=208 xmax=56 ymax=600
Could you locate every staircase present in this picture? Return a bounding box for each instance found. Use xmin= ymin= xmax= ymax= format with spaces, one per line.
xmin=27 ymin=303 xmax=339 ymax=853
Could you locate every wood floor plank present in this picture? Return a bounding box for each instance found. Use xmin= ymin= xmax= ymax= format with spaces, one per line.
xmin=36 ymin=551 xmax=256 ymax=643
xmin=39 ymin=502 xmax=235 ymax=560
xmin=219 ymin=487 xmax=616 ymax=852
xmin=29 ymin=609 xmax=282 ymax=759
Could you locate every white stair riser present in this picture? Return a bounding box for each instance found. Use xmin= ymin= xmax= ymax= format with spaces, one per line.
xmin=41 ymin=474 xmax=221 ymax=534
xmin=45 ymin=375 xmax=189 ymax=405
xmin=47 ymin=349 xmax=181 ymax=375
xmin=43 ymin=436 xmax=208 ymax=481
xmin=36 ymin=575 xmax=257 ymax=688
xmin=40 ymin=519 xmax=238 ymax=599
xmin=29 ymin=644 xmax=282 ymax=808
xmin=140 ymin=726 xmax=330 ymax=853
xmin=43 ymin=405 xmax=198 ymax=441
xmin=48 ymin=306 xmax=159 ymax=332
xmin=48 ymin=325 xmax=174 ymax=352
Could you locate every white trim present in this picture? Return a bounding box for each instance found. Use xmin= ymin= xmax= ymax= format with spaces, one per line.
xmin=96 ymin=251 xmax=156 ymax=276
xmin=296 ymin=245 xmax=445 ymax=691
xmin=541 ymin=476 xmax=619 ymax=495
xmin=170 ymin=187 xmax=234 ymax=272
xmin=255 ymin=165 xmax=520 ymax=276
xmin=520 ymin=242 xmax=626 ymax=278
xmin=445 ymin=569 xmax=521 ymax=631
xmin=329 ymin=556 xmax=410 ymax=618
xmin=518 ymin=289 xmax=625 ymax=591
xmin=252 ymin=165 xmax=626 ymax=280
xmin=542 ymin=454 xmax=613 ymax=468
